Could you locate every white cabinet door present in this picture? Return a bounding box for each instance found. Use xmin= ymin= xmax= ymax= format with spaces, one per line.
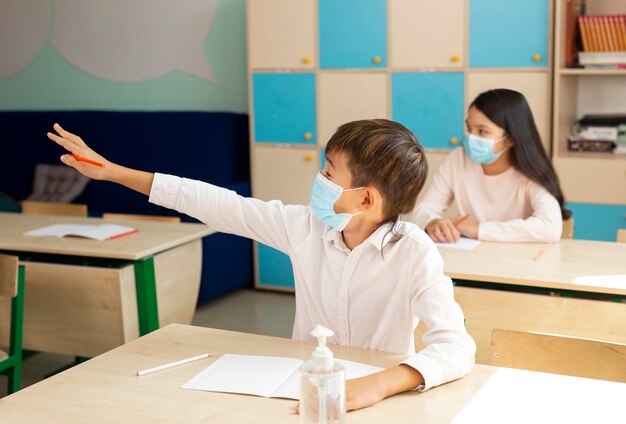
xmin=318 ymin=72 xmax=388 ymax=146
xmin=466 ymin=72 xmax=551 ymax=154
xmin=247 ymin=0 xmax=316 ymax=69
xmin=389 ymin=0 xmax=465 ymax=69
xmin=252 ymin=146 xmax=320 ymax=205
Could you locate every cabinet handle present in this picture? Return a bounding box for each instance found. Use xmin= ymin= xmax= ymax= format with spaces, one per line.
xmin=304 ymin=132 xmax=313 ymax=141
xmin=451 ymin=55 xmax=460 ymax=63
xmin=302 ymin=56 xmax=311 ymax=65
xmin=305 ymin=154 xmax=313 ymax=162
xmin=533 ymin=54 xmax=542 ymax=62
xmin=450 ymin=137 xmax=459 ymax=145
xmin=373 ymin=56 xmax=382 ymax=64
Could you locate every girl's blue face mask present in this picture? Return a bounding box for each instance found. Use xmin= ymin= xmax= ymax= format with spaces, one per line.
xmin=310 ymin=172 xmax=364 ymax=231
xmin=463 ymin=133 xmax=509 ymax=165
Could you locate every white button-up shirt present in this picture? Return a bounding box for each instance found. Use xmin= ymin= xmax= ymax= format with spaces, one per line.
xmin=149 ymin=173 xmax=475 ymax=390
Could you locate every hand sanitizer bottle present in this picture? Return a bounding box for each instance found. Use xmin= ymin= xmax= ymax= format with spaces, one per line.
xmin=300 ymin=325 xmax=346 ymax=424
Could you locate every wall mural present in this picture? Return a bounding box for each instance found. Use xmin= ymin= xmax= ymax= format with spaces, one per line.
xmin=0 ymin=0 xmax=217 ymax=82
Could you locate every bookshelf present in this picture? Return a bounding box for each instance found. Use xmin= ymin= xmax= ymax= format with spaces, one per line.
xmin=552 ymin=0 xmax=626 ymax=241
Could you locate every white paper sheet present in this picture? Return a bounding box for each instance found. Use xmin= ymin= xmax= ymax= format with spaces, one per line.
xmin=435 ymin=237 xmax=481 ymax=250
xmin=182 ymin=354 xmax=384 ymax=400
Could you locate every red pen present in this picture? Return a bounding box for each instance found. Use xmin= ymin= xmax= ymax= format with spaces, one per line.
xmin=67 ymin=154 xmax=105 ymax=168
xmin=453 ymin=214 xmax=469 ymax=226
xmin=108 ymin=229 xmax=139 ymax=240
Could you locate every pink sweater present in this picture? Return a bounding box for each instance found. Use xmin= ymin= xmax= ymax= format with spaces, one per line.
xmin=409 ymin=148 xmax=563 ymax=242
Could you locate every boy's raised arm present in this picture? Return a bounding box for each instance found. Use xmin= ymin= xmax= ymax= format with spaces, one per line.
xmin=47 ymin=123 xmax=154 ymax=196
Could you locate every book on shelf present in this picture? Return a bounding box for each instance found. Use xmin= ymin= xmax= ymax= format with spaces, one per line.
xmin=577 ymin=15 xmax=626 ymax=54
xmin=578 ymin=114 xmax=626 ymax=127
xmin=568 ymin=118 xmax=626 ymax=154
xmin=565 ymin=0 xmax=587 ymax=66
xmin=579 ymin=51 xmax=626 ymax=66
xmin=24 ymin=223 xmax=139 ymax=241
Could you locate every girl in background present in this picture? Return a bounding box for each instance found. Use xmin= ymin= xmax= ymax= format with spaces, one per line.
xmin=410 ymin=89 xmax=569 ymax=243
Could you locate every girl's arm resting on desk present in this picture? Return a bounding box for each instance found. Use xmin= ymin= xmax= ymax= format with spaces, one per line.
xmin=478 ymin=185 xmax=563 ymax=242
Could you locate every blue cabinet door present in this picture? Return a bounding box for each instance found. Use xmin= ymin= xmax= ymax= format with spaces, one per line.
xmin=252 ymin=73 xmax=316 ymax=144
xmin=257 ymin=243 xmax=295 ymax=289
xmin=469 ymin=0 xmax=548 ymax=68
xmin=392 ymin=72 xmax=464 ymax=150
xmin=319 ymin=0 xmax=387 ymax=68
xmin=567 ymin=203 xmax=626 ymax=242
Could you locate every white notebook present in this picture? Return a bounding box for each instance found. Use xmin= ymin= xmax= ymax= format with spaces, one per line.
xmin=435 ymin=237 xmax=480 ymax=251
xmin=24 ymin=223 xmax=138 ymax=241
xmin=181 ymin=354 xmax=384 ymax=400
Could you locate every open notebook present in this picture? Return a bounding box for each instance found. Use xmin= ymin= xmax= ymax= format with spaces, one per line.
xmin=182 ymin=354 xmax=384 ymax=400
xmin=24 ymin=223 xmax=138 ymax=241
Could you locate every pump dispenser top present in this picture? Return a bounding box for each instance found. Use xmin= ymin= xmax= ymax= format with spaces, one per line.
xmin=310 ymin=325 xmax=334 ymax=371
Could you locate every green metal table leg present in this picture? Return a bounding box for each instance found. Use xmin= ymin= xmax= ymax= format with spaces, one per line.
xmin=8 ymin=265 xmax=25 ymax=393
xmin=134 ymin=256 xmax=159 ymax=335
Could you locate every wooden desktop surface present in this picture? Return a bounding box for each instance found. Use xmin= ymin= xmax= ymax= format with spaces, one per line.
xmin=0 ymin=324 xmax=623 ymax=423
xmin=440 ymin=239 xmax=626 ymax=296
xmin=0 ymin=212 xmax=214 ymax=260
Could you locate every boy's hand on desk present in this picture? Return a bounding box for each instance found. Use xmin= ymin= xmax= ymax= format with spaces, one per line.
xmin=47 ymin=123 xmax=112 ymax=180
xmin=345 ymin=373 xmax=387 ymax=411
xmin=346 ymin=365 xmax=424 ymax=411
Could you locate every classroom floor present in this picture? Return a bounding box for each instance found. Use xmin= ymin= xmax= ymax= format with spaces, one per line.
xmin=0 ymin=288 xmax=296 ymax=398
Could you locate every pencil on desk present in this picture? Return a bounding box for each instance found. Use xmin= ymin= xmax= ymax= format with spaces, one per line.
xmin=532 ymin=246 xmax=548 ymax=261
xmin=453 ymin=214 xmax=469 ymax=226
xmin=136 ymin=353 xmax=213 ymax=376
xmin=67 ymin=154 xmax=105 ymax=168
xmin=108 ymin=229 xmax=139 ymax=240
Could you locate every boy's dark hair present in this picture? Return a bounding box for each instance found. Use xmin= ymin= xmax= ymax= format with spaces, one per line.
xmin=326 ymin=119 xmax=428 ymax=223
xmin=470 ymin=89 xmax=571 ymax=219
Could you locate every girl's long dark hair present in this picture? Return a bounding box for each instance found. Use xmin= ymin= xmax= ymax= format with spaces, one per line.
xmin=471 ymin=89 xmax=571 ymax=219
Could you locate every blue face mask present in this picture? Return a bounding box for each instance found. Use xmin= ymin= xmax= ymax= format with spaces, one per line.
xmin=310 ymin=172 xmax=364 ymax=231
xmin=463 ymin=133 xmax=509 ymax=165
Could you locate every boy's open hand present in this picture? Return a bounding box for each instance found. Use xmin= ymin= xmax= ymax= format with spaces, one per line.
xmin=47 ymin=123 xmax=111 ymax=180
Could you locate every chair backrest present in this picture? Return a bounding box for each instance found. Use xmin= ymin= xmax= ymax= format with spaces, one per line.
xmin=27 ymin=164 xmax=90 ymax=203
xmin=561 ymin=217 xmax=574 ymax=239
xmin=21 ymin=200 xmax=87 ymax=217
xmin=0 ymin=254 xmax=19 ymax=298
xmin=491 ymin=329 xmax=626 ymax=383
xmin=102 ymin=213 xmax=181 ymax=223
xmin=618 ymin=229 xmax=626 ymax=243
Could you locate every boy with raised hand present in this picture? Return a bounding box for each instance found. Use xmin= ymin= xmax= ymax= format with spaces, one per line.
xmin=48 ymin=119 xmax=475 ymax=411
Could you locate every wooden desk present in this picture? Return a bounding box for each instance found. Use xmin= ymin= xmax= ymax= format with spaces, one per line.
xmin=0 ymin=213 xmax=214 ymax=357
xmin=438 ymin=239 xmax=626 ymax=363
xmin=0 ymin=324 xmax=622 ymax=423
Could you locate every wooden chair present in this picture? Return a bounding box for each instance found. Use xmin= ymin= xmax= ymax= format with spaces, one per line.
xmin=617 ymin=229 xmax=626 ymax=243
xmin=561 ymin=217 xmax=574 ymax=239
xmin=0 ymin=254 xmax=25 ymax=394
xmin=21 ymin=200 xmax=87 ymax=217
xmin=102 ymin=213 xmax=180 ymax=223
xmin=491 ymin=329 xmax=626 ymax=383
